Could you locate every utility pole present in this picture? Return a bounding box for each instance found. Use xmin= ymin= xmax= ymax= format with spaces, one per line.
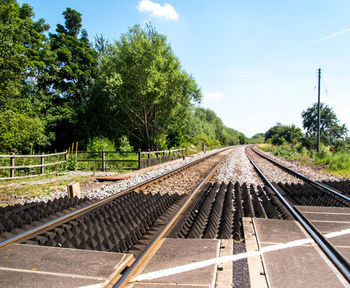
xmin=317 ymin=68 xmax=321 ymax=153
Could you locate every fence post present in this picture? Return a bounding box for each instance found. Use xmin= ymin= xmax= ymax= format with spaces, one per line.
xmin=10 ymin=153 xmax=15 ymax=178
xmin=102 ymin=150 xmax=105 ymax=172
xmin=41 ymin=152 xmax=45 ymax=175
xmin=162 ymin=151 xmax=165 ymax=163
xmin=65 ymin=150 xmax=68 ymax=161
xmin=138 ymin=149 xmax=141 ymax=169
xmin=147 ymin=149 xmax=151 ymax=167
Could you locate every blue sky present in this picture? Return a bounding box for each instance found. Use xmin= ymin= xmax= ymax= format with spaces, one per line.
xmin=19 ymin=0 xmax=350 ymax=137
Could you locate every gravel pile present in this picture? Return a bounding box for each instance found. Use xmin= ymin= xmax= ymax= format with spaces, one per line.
xmin=8 ymin=149 xmax=222 ymax=205
xmin=143 ymin=152 xmax=226 ymax=196
xmin=255 ymin=148 xmax=342 ymax=182
xmin=213 ymin=146 xmax=264 ymax=188
xmin=247 ymin=148 xmax=304 ymax=184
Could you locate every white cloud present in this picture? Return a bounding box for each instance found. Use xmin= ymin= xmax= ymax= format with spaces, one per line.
xmin=204 ymin=91 xmax=224 ymax=100
xmin=138 ymin=0 xmax=179 ymax=21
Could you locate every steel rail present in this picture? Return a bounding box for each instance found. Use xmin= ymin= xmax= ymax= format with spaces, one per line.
xmin=251 ymin=147 xmax=350 ymax=203
xmin=246 ymin=148 xmax=350 ymax=283
xmin=113 ymin=147 xmax=233 ymax=287
xmin=0 ymin=147 xmax=232 ymax=249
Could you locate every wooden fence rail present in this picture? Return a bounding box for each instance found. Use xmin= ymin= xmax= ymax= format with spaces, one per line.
xmin=0 ymin=148 xmax=186 ymax=180
xmin=0 ymin=151 xmax=68 ymax=180
xmin=139 ymin=148 xmax=186 ymax=169
xmin=76 ymin=148 xmax=186 ymax=171
xmin=76 ymin=150 xmax=139 ymax=172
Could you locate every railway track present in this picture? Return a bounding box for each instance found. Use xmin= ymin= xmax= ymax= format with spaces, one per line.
xmin=246 ymin=146 xmax=350 ymax=284
xmin=1 ymin=145 xmax=350 ymax=287
xmin=247 ymin=146 xmax=350 ymax=207
xmin=0 ymin=147 xmax=234 ymax=287
xmin=119 ymin=146 xmax=350 ymax=287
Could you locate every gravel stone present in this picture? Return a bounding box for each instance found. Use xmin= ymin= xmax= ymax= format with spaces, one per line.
xmin=213 ymin=145 xmax=264 ymax=188
xmin=232 ymin=242 xmax=250 ymax=288
xmin=256 ymin=148 xmax=342 ymax=182
xmin=247 ymin=147 xmax=304 ymax=185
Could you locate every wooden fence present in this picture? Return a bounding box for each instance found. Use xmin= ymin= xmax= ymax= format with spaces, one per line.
xmin=0 ymin=151 xmax=68 ymax=180
xmin=76 ymin=148 xmax=186 ymax=171
xmin=75 ymin=150 xmax=139 ymax=171
xmin=139 ymin=148 xmax=186 ymax=169
xmin=0 ymin=148 xmax=186 ymax=180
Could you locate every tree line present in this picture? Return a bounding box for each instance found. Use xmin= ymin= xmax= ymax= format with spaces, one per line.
xmin=0 ymin=1 xmax=246 ymax=153
xmin=263 ymin=103 xmax=348 ymax=151
xmin=3 ymin=1 xmax=345 ymax=155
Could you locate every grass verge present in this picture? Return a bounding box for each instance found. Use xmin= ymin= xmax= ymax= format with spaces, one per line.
xmin=257 ymin=143 xmax=350 ymax=178
xmin=0 ymin=174 xmax=92 ymax=203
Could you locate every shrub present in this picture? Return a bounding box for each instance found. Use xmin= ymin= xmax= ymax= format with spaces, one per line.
xmin=328 ymin=152 xmax=350 ymax=171
xmin=87 ymin=137 xmax=116 ymax=151
xmin=119 ymin=136 xmax=134 ymax=152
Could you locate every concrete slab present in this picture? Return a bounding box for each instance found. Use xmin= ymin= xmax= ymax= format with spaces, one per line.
xmin=250 ymin=218 xmax=347 ymax=288
xmin=131 ymin=238 xmax=220 ymax=287
xmin=0 ymin=270 xmax=104 ymax=288
xmin=253 ymin=218 xmax=307 ymax=246
xmin=297 ymin=206 xmax=350 ymax=268
xmin=0 ymin=243 xmax=134 ymax=288
xmin=336 ymin=247 xmax=350 ymax=262
xmin=328 ymin=234 xmax=350 ymax=247
xmin=263 ymin=246 xmax=345 ymax=288
xmin=300 ymin=212 xmax=350 ymax=222
xmin=310 ymin=221 xmax=350 ymax=234
xmin=296 ymin=206 xmax=350 ymax=214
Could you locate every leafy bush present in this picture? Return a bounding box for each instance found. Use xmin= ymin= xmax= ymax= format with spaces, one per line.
xmin=258 ymin=143 xmax=350 ymax=177
xmin=65 ymin=156 xmax=79 ymax=171
xmin=119 ymin=135 xmax=134 ymax=152
xmin=265 ymin=124 xmax=302 ymax=146
xmin=194 ymin=134 xmax=221 ymax=149
xmin=311 ymin=144 xmax=332 ymax=163
xmin=151 ymin=134 xmax=168 ymax=150
xmin=87 ymin=137 xmax=116 ymax=151
xmin=0 ymin=110 xmax=50 ymax=153
xmin=328 ymin=153 xmax=350 ymax=172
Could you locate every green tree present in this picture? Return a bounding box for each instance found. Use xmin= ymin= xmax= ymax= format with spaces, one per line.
xmin=0 ymin=0 xmax=49 ymax=105
xmin=187 ymin=107 xmax=245 ymax=146
xmin=249 ymin=133 xmax=265 ymax=144
xmin=0 ymin=0 xmax=53 ymax=152
xmin=265 ymin=124 xmax=302 ymax=146
xmin=302 ymin=103 xmax=347 ymax=147
xmin=45 ymin=8 xmax=98 ymax=149
xmin=0 ymin=110 xmax=47 ymax=153
xmin=252 ymin=133 xmax=265 ymax=139
xmin=95 ymin=24 xmax=201 ymax=149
